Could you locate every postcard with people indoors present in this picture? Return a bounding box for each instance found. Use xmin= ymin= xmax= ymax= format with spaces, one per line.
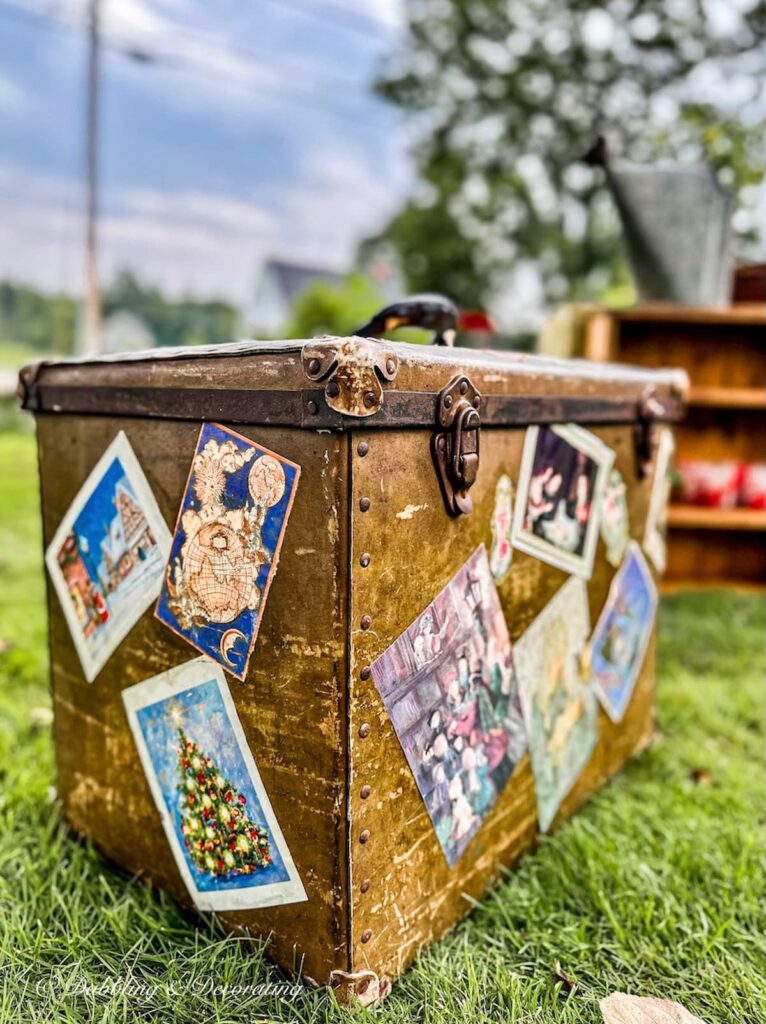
xmin=514 ymin=576 xmax=597 ymax=833
xmin=589 ymin=543 xmax=658 ymax=723
xmin=155 ymin=423 xmax=300 ymax=681
xmin=123 ymin=658 xmax=306 ymax=911
xmin=512 ymin=424 xmax=615 ymax=579
xmin=45 ymin=431 xmax=171 ymax=682
xmin=371 ymin=545 xmax=527 ymax=867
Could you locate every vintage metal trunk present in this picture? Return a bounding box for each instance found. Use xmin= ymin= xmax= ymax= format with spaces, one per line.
xmin=19 ymin=338 xmax=687 ymax=1002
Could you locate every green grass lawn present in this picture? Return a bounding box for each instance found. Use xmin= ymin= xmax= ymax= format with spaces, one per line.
xmin=0 ymin=428 xmax=763 ymax=1024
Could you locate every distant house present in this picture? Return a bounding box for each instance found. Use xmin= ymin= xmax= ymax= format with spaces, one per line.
xmin=101 ymin=311 xmax=157 ymax=355
xmin=244 ymin=259 xmax=344 ymax=337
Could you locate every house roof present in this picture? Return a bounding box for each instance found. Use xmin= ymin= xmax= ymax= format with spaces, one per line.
xmin=266 ymin=259 xmax=344 ymax=300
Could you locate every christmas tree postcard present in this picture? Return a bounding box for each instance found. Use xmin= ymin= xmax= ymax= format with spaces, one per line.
xmin=588 ymin=542 xmax=658 ymax=723
xmin=45 ymin=431 xmax=172 ymax=682
xmin=371 ymin=546 xmax=527 ymax=867
xmin=123 ymin=658 xmax=306 ymax=911
xmin=513 ymin=576 xmax=598 ymax=833
xmin=155 ymin=423 xmax=300 ymax=682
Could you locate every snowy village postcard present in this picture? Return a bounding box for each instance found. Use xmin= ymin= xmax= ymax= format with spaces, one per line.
xmin=589 ymin=543 xmax=657 ymax=723
xmin=512 ymin=424 xmax=614 ymax=579
xmin=45 ymin=431 xmax=171 ymax=682
xmin=155 ymin=423 xmax=300 ymax=681
xmin=123 ymin=658 xmax=306 ymax=911
xmin=371 ymin=545 xmax=527 ymax=867
xmin=514 ymin=576 xmax=598 ymax=833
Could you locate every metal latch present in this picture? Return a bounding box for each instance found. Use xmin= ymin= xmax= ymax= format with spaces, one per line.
xmin=432 ymin=374 xmax=482 ymax=516
xmin=634 ymin=386 xmax=665 ymax=479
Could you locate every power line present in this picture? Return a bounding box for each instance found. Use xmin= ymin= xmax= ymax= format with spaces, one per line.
xmin=0 ymin=0 xmax=397 ymax=134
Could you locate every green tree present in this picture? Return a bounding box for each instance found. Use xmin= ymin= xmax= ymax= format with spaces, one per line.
xmin=286 ymin=274 xmax=386 ymax=338
xmin=177 ymin=728 xmax=271 ymax=878
xmin=374 ymin=0 xmax=766 ymax=308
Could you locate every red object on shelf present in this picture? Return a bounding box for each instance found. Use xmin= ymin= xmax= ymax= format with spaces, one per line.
xmin=676 ymin=460 xmax=742 ymax=508
xmin=740 ymin=463 xmax=766 ymax=510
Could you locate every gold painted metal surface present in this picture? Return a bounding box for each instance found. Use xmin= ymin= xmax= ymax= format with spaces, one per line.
xmin=37 ymin=415 xmax=350 ymax=985
xmin=347 ymin=423 xmax=655 ymax=982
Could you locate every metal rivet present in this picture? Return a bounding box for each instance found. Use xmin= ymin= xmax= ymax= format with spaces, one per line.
xmin=360 ymin=666 xmax=371 ymax=681
xmin=357 ymin=441 xmax=369 ymax=457
xmin=359 ymin=722 xmax=371 ymax=738
xmin=359 ymin=497 xmax=370 ymax=512
xmin=360 ymin=615 xmax=372 ymax=631
xmin=363 ymin=391 xmax=376 ymax=409
xmin=307 ymin=358 xmax=321 ymax=376
xmin=307 ymin=400 xmax=318 ymax=415
xmin=443 ymin=394 xmax=453 ymax=409
xmin=326 ymin=380 xmax=340 ymax=398
xmin=473 ymin=395 xmax=481 ymax=409
xmin=386 ymin=358 xmax=396 ymax=375
xmin=361 ymin=929 xmax=372 ymax=944
xmin=360 ymin=878 xmax=371 ymax=893
xmin=359 ymin=829 xmax=371 ymax=844
xmin=459 ymin=379 xmax=468 ymax=395
xmin=360 ymin=785 xmax=371 ymax=799
xmin=437 ymin=435 xmax=446 ymax=451
xmin=360 ymin=552 xmax=371 ymax=568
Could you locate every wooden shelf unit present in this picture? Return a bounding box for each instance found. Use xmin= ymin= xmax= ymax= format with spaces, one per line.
xmin=584 ymin=304 xmax=766 ymax=589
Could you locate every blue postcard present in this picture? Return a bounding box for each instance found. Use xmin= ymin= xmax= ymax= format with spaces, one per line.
xmin=45 ymin=432 xmax=172 ymax=682
xmin=155 ymin=423 xmax=300 ymax=681
xmin=123 ymin=658 xmax=306 ymax=911
xmin=589 ymin=542 xmax=658 ymax=723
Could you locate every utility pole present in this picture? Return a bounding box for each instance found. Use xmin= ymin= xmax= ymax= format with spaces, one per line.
xmin=82 ymin=0 xmax=102 ymax=356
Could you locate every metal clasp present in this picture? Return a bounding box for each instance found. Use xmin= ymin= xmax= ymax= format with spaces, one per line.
xmin=432 ymin=374 xmax=482 ymax=516
xmin=634 ymin=386 xmax=665 ymax=479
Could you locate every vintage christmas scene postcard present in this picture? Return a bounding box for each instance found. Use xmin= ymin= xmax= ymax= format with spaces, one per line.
xmin=371 ymin=545 xmax=527 ymax=867
xmin=589 ymin=542 xmax=657 ymax=723
xmin=155 ymin=423 xmax=300 ymax=680
xmin=123 ymin=658 xmax=306 ymax=911
xmin=45 ymin=431 xmax=171 ymax=682
xmin=514 ymin=576 xmax=597 ymax=832
xmin=512 ymin=423 xmax=614 ymax=579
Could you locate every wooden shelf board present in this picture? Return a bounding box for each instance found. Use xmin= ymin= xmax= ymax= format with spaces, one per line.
xmin=668 ymin=504 xmax=766 ymax=531
xmin=603 ymin=303 xmax=766 ymax=326
xmin=687 ymin=385 xmax=766 ymax=409
xmin=661 ymin=578 xmax=766 ymax=594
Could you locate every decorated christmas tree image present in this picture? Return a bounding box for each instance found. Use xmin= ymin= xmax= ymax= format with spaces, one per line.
xmin=175 ymin=727 xmax=272 ymax=878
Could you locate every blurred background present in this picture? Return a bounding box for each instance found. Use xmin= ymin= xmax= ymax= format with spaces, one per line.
xmin=1 ymin=0 xmax=765 ymax=584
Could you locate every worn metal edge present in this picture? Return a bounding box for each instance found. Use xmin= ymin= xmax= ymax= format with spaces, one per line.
xmin=20 ymin=383 xmax=687 ymax=428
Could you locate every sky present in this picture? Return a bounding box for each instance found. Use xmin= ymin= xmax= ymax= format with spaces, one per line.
xmin=0 ymin=0 xmax=412 ymax=304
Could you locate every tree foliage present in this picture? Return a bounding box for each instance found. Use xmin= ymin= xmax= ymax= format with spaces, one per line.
xmin=374 ymin=0 xmax=766 ymax=309
xmin=286 ymin=274 xmax=386 ymax=338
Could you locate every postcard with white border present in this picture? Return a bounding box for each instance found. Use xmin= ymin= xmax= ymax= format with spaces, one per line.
xmin=512 ymin=424 xmax=615 ymax=580
xmin=123 ymin=658 xmax=307 ymax=912
xmin=589 ymin=543 xmax=658 ymax=723
xmin=514 ymin=576 xmax=597 ymax=832
xmin=45 ymin=431 xmax=172 ymax=682
xmin=643 ymin=427 xmax=675 ymax=574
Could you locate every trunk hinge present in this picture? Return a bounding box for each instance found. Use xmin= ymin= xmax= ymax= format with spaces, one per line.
xmin=432 ymin=374 xmax=482 ymax=516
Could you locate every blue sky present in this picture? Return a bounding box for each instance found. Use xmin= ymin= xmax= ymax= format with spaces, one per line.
xmin=0 ymin=0 xmax=412 ymax=302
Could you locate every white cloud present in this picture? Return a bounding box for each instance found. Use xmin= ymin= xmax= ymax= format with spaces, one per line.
xmin=0 ymin=144 xmax=411 ymax=303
